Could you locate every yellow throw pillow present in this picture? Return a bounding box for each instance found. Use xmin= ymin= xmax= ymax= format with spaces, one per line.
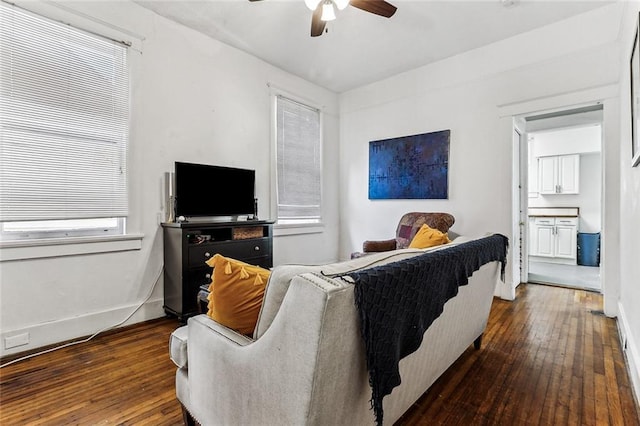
xmin=205 ymin=254 xmax=270 ymax=336
xmin=408 ymin=224 xmax=451 ymax=249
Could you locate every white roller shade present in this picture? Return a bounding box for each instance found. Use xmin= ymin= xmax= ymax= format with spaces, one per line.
xmin=0 ymin=3 xmax=129 ymax=221
xmin=276 ymin=95 xmax=321 ymax=222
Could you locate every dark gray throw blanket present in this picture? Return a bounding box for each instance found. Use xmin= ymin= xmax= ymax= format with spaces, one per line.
xmin=346 ymin=234 xmax=508 ymax=425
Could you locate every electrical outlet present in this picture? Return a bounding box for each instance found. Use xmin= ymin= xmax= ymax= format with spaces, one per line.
xmin=5 ymin=333 xmax=29 ymax=349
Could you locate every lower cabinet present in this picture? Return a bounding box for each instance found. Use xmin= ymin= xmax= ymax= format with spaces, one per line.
xmin=529 ymin=216 xmax=578 ymax=265
xmin=162 ymin=220 xmax=274 ymax=322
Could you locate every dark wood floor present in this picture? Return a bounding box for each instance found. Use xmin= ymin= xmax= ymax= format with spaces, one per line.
xmin=1 ymin=283 xmax=638 ymax=425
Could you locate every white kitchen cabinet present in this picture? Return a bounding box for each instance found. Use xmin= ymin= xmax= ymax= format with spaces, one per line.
xmin=529 ymin=216 xmax=578 ymax=264
xmin=538 ymin=154 xmax=580 ymax=195
xmin=533 ymin=218 xmax=555 ymax=257
xmin=555 ymin=219 xmax=578 ymax=260
xmin=538 ymin=157 xmax=556 ymax=194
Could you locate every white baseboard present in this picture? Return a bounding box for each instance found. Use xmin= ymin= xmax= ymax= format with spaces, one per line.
xmin=617 ymin=302 xmax=640 ymax=408
xmin=1 ymin=298 xmax=166 ymax=358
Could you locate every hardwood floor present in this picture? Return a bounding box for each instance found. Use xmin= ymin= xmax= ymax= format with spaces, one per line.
xmin=397 ymin=284 xmax=639 ymax=426
xmin=1 ymin=283 xmax=638 ymax=425
xmin=0 ymin=318 xmax=183 ymax=425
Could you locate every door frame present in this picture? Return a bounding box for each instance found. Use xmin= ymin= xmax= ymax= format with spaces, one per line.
xmin=515 ymin=121 xmax=529 ymax=284
xmin=499 ymin=84 xmax=618 ymax=315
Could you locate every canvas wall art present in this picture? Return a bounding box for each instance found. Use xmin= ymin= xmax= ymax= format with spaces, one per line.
xmin=369 ymin=130 xmax=450 ymax=200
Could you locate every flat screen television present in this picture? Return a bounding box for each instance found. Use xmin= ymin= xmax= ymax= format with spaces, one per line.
xmin=174 ymin=162 xmax=255 ymax=219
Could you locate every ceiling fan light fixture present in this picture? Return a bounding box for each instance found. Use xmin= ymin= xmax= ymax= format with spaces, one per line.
xmin=321 ymin=2 xmax=336 ymax=21
xmin=304 ymin=0 xmax=322 ymax=11
xmin=334 ymin=0 xmax=349 ymax=11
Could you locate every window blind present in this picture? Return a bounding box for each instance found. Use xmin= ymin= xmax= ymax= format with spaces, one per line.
xmin=275 ymin=95 xmax=321 ymax=222
xmin=0 ymin=3 xmax=129 ymax=222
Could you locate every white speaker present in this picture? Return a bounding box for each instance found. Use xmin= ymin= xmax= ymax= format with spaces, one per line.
xmin=165 ymin=171 xmax=175 ymax=222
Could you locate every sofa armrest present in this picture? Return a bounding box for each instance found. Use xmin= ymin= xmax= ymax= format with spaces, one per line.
xmin=363 ymin=238 xmax=397 ymax=252
xmin=170 ymin=318 xmax=254 ymax=371
xmin=188 ymin=315 xmax=254 ymax=346
xmin=184 ymin=275 xmax=353 ymax=425
xmin=169 ymin=325 xmax=190 ymax=369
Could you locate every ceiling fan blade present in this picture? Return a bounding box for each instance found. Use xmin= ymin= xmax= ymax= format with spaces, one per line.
xmin=350 ymin=0 xmax=397 ymax=18
xmin=310 ymin=4 xmax=326 ymax=37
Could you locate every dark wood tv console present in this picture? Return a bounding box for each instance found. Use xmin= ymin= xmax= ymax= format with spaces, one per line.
xmin=162 ymin=220 xmax=274 ymax=322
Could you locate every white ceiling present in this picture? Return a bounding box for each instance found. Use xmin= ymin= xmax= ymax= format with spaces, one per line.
xmin=135 ymin=0 xmax=614 ymax=93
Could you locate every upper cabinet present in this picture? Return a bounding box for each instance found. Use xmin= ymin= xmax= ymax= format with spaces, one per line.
xmin=538 ymin=154 xmax=580 ymax=195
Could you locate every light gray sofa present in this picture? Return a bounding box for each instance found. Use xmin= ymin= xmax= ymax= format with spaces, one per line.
xmin=169 ymin=236 xmax=502 ymax=426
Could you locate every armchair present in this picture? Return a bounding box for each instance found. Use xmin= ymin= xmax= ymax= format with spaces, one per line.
xmin=353 ymin=212 xmax=455 ymax=258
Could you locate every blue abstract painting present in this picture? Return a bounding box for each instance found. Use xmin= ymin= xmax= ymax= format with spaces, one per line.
xmin=369 ymin=130 xmax=450 ymax=200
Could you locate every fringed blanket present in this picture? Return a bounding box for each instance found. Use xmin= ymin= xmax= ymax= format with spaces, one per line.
xmin=347 ymin=234 xmax=508 ymax=425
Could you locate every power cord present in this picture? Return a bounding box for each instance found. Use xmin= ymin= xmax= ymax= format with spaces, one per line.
xmin=0 ymin=266 xmax=164 ymax=369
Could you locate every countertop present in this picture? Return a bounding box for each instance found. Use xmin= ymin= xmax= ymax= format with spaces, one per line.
xmin=528 ymin=207 xmax=579 ymax=217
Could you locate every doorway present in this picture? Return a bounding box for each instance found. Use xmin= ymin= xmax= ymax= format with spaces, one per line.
xmin=520 ymin=105 xmax=603 ymax=292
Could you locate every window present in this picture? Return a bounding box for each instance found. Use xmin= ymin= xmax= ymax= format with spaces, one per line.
xmin=0 ymin=3 xmax=129 ymax=241
xmin=274 ymin=95 xmax=322 ymax=225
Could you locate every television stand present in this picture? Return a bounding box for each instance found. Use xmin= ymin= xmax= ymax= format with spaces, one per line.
xmin=162 ymin=220 xmax=274 ymax=322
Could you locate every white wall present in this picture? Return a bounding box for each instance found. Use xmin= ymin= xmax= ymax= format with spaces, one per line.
xmin=616 ymin=0 xmax=640 ymax=407
xmin=0 ymin=0 xmax=339 ymax=356
xmin=530 ymin=125 xmax=601 ymax=156
xmin=338 ymin=2 xmax=623 ymax=304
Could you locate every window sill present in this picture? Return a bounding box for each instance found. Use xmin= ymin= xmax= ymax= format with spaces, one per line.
xmin=0 ymin=233 xmax=144 ymax=261
xmin=274 ymin=223 xmax=324 ymax=237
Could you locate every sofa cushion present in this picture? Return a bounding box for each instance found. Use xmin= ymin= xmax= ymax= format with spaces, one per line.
xmin=205 ymin=254 xmax=271 ymax=336
xmin=169 ymin=325 xmax=189 ymax=369
xmin=408 ymin=224 xmax=451 ymax=249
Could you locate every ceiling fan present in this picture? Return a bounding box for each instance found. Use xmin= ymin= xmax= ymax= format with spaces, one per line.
xmin=249 ymin=0 xmax=397 ymax=37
